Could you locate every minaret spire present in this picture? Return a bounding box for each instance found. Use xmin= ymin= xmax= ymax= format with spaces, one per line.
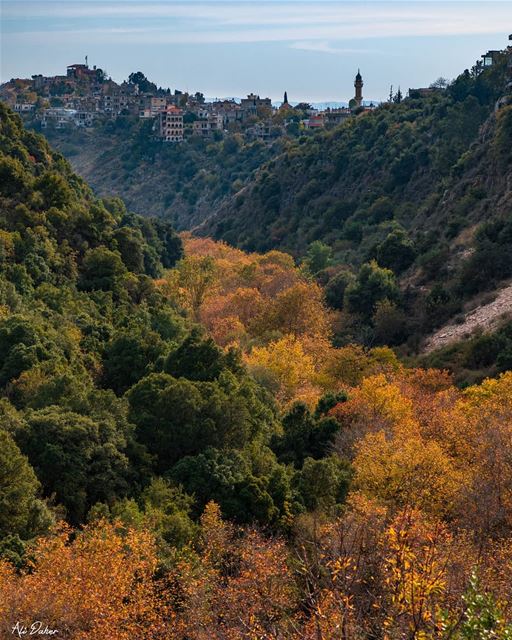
xmin=354 ymin=69 xmax=363 ymax=108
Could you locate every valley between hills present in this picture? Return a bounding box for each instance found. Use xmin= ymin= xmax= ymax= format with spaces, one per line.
xmin=2 ymin=40 xmax=512 ymax=638
xmin=36 ymin=50 xmax=512 ymax=384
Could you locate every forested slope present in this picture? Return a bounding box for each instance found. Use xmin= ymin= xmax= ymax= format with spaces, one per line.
xmin=200 ymin=57 xmax=512 ymax=362
xmin=0 ymin=102 xmax=354 ymax=542
xmin=205 ymin=58 xmax=510 ymax=260
xmin=30 ymin=56 xmax=512 ymax=365
xmin=43 ymin=118 xmax=282 ymax=229
xmin=4 ymin=105 xmax=512 ymax=637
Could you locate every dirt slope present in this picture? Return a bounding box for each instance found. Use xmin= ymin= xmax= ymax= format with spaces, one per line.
xmin=424 ymin=282 xmax=512 ymax=352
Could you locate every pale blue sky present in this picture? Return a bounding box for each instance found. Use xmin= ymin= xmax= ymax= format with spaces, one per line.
xmin=1 ymin=1 xmax=511 ymax=102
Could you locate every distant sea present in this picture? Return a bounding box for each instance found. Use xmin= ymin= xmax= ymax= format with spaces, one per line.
xmin=206 ymin=97 xmax=381 ymax=109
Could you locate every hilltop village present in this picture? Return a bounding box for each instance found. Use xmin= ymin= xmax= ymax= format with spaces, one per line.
xmin=0 ymin=61 xmax=379 ymax=143
xmin=2 ymin=43 xmax=506 ymax=144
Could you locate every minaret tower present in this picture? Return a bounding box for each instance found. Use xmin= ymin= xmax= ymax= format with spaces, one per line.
xmin=354 ymin=69 xmax=363 ymax=107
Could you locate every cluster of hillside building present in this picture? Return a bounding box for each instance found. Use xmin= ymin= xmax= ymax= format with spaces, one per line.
xmin=0 ymin=61 xmax=375 ymax=143
xmin=3 ymin=40 xmax=509 ymax=144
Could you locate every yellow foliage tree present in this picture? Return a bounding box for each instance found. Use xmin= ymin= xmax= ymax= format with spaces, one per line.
xmin=454 ymin=372 xmax=512 ymax=534
xmin=321 ymin=344 xmax=401 ymax=389
xmin=382 ymin=509 xmax=451 ymax=639
xmin=353 ymin=431 xmax=464 ymax=518
xmin=331 ymin=373 xmax=417 ymax=456
xmin=245 ymin=335 xmax=318 ymax=405
xmin=250 ymin=281 xmax=332 ymax=340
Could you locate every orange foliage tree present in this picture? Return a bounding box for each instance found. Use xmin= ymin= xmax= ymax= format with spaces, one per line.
xmin=163 ymin=237 xmax=410 ymax=407
xmin=0 ymin=521 xmax=171 ymax=639
xmin=3 ymin=428 xmax=512 ymax=639
xmin=453 ymin=372 xmax=512 ymax=535
xmin=161 ymin=502 xmax=300 ymax=639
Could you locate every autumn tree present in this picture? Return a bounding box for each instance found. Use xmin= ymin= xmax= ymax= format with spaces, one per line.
xmin=169 ymin=502 xmax=299 ymax=639
xmin=353 ymin=430 xmax=463 ymax=518
xmin=382 ymin=509 xmax=452 ymax=639
xmin=454 ymin=372 xmax=512 ymax=535
xmin=167 ymin=255 xmax=217 ymax=321
xmin=0 ymin=521 xmax=170 ymax=639
xmin=250 ymin=281 xmax=332 ymax=340
xmin=245 ymin=335 xmax=317 ymax=405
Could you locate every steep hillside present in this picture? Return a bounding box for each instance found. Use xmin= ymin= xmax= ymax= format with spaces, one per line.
xmin=204 ymin=58 xmax=510 ymax=258
xmin=424 ymin=282 xmax=512 ymax=354
xmin=197 ymin=56 xmax=512 ymax=357
xmin=18 ymin=54 xmax=512 ymax=368
xmin=0 ymin=103 xmax=354 ymax=541
xmin=41 ymin=118 xmax=282 ymax=230
xmin=0 ymin=103 xmax=183 ymax=284
xmin=6 ymin=93 xmax=512 ymax=640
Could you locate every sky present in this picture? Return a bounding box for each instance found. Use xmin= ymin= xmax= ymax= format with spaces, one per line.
xmin=1 ymin=1 xmax=511 ymax=102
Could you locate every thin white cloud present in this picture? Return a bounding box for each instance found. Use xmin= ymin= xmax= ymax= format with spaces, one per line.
xmin=3 ymin=17 xmax=509 ymax=46
xmin=3 ymin=0 xmax=512 ymax=30
xmin=290 ymin=41 xmax=380 ymax=54
xmin=2 ymin=1 xmax=512 ymax=49
xmin=0 ymin=3 xmax=462 ymax=23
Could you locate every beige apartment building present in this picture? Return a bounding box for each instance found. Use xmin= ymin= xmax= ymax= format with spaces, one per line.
xmin=158 ymin=106 xmax=184 ymax=142
xmin=192 ymin=113 xmax=224 ymax=138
